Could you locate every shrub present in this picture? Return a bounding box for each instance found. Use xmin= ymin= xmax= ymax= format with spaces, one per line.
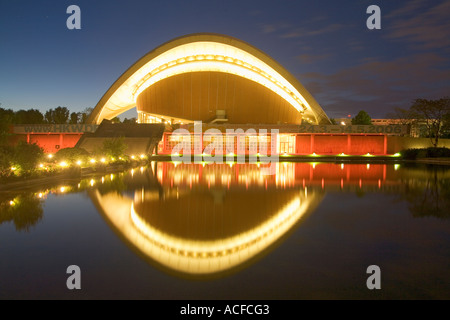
xmin=54 ymin=147 xmax=90 ymax=164
xmin=12 ymin=141 xmax=44 ymax=172
xmin=425 ymin=147 xmax=450 ymax=158
xmin=401 ymin=147 xmax=450 ymax=159
xmin=0 ymin=145 xmax=14 ymax=177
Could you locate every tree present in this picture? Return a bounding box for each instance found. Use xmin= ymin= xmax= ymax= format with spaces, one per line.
xmin=80 ymin=107 xmax=93 ymax=123
xmin=45 ymin=106 xmax=70 ymax=124
xmin=0 ymin=108 xmax=15 ymax=144
xmin=12 ymin=141 xmax=44 ymax=172
xmin=122 ymin=117 xmax=137 ymax=124
xmin=409 ymin=98 xmax=450 ymax=147
xmin=69 ymin=112 xmax=79 ymax=124
xmin=386 ymin=107 xmax=415 ymax=125
xmin=0 ymin=146 xmax=13 ymax=177
xmin=351 ymin=110 xmax=372 ymax=125
xmin=441 ymin=113 xmax=450 ymax=139
xmin=14 ymin=109 xmax=45 ymax=124
xmin=329 ymin=118 xmax=337 ymax=125
xmin=111 ymin=117 xmax=121 ymax=124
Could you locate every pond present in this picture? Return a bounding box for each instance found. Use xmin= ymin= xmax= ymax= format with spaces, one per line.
xmin=1 ymin=162 xmax=449 ymax=299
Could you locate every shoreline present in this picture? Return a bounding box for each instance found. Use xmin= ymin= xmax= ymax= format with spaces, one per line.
xmin=1 ymin=156 xmax=449 ymax=193
xmin=0 ymin=161 xmax=143 ymax=193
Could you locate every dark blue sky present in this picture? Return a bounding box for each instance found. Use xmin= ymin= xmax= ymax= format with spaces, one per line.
xmin=1 ymin=0 xmax=449 ymax=119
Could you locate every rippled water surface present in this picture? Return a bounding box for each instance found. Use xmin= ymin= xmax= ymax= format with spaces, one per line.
xmin=1 ymin=162 xmax=449 ymax=299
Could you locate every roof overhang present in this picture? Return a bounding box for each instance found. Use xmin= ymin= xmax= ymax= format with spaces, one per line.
xmin=88 ymin=33 xmax=330 ymax=125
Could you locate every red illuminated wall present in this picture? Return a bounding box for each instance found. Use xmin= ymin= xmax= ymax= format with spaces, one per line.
xmin=349 ymin=135 xmax=384 ymax=154
xmin=159 ymin=133 xmax=388 ymax=155
xmin=11 ymin=134 xmax=82 ymax=153
xmin=312 ymin=135 xmax=347 ymax=154
xmin=305 ymin=134 xmax=385 ymax=155
xmin=12 ymin=132 xmax=398 ymax=156
xmin=295 ymin=135 xmax=312 ymax=154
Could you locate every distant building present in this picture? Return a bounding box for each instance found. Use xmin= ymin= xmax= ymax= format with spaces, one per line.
xmin=335 ymin=118 xmax=430 ymax=138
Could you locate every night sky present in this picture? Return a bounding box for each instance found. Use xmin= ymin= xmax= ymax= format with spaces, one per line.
xmin=1 ymin=0 xmax=449 ymax=119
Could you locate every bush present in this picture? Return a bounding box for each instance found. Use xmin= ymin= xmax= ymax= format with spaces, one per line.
xmin=400 ymin=147 xmax=450 ymax=160
xmin=0 ymin=145 xmax=14 ymax=177
xmin=54 ymin=147 xmax=90 ymax=164
xmin=401 ymin=149 xmax=420 ymax=160
xmin=425 ymin=147 xmax=450 ymax=158
xmin=12 ymin=141 xmax=44 ymax=172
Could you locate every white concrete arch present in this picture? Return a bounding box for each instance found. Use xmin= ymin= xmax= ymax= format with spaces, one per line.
xmin=88 ymin=33 xmax=330 ymax=125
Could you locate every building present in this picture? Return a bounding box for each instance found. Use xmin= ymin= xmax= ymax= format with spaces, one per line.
xmin=336 ymin=118 xmax=430 ymax=138
xmin=88 ymin=33 xmax=330 ymax=126
xmin=12 ymin=34 xmax=444 ymax=156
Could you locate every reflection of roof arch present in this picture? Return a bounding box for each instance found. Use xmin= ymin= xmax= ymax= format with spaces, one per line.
xmin=88 ymin=33 xmax=330 ymax=124
xmin=90 ymin=187 xmax=323 ymax=278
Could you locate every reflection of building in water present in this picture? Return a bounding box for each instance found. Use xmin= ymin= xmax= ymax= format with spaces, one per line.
xmin=90 ymin=162 xmax=442 ymax=277
xmin=156 ymin=162 xmax=403 ymax=192
xmin=90 ymin=164 xmax=324 ymax=278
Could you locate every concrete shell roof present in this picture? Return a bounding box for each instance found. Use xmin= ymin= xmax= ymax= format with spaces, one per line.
xmin=87 ymin=33 xmax=330 ymax=125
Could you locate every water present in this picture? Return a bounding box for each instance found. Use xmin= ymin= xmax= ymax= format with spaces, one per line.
xmin=1 ymin=162 xmax=449 ymax=299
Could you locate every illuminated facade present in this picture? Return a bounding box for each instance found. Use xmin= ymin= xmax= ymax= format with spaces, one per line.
xmin=87 ymin=33 xmax=330 ymax=125
xmin=84 ymin=33 xmax=440 ymax=156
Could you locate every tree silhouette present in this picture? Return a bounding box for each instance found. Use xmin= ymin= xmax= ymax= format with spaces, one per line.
xmin=45 ymin=106 xmax=70 ymax=124
xmin=69 ymin=112 xmax=79 ymax=124
xmin=14 ymin=109 xmax=45 ymax=124
xmin=410 ymin=98 xmax=450 ymax=147
xmin=351 ymin=110 xmax=372 ymax=125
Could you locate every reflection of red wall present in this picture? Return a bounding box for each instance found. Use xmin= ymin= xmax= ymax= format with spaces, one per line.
xmin=11 ymin=134 xmax=82 ymax=153
xmin=158 ymin=162 xmax=397 ymax=189
xmin=293 ymin=163 xmax=384 ymax=182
